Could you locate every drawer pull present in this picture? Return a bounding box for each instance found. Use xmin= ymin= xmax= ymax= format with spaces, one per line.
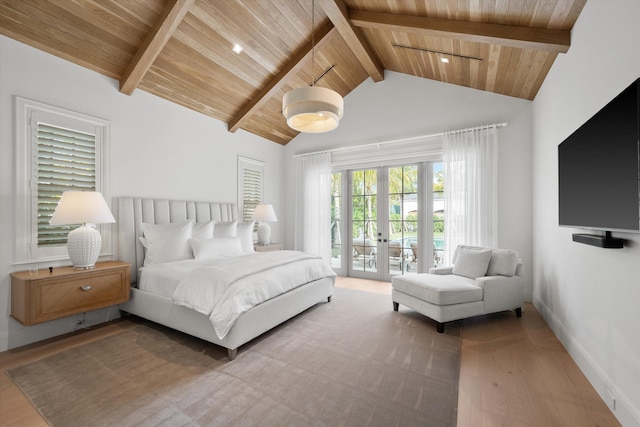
xmin=80 ymin=285 xmax=92 ymax=291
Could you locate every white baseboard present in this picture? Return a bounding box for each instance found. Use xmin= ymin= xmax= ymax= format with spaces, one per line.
xmin=533 ymin=297 xmax=640 ymax=427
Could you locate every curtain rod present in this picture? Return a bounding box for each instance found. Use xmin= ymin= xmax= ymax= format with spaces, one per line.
xmin=293 ymin=122 xmax=508 ymax=158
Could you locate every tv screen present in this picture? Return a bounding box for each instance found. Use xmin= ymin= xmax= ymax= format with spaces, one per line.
xmin=558 ymin=78 xmax=640 ymax=233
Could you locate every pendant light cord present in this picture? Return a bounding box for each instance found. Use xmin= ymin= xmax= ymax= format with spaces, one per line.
xmin=310 ymin=0 xmax=315 ymax=87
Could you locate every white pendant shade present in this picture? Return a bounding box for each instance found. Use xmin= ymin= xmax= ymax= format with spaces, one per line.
xmin=283 ymin=86 xmax=343 ymax=133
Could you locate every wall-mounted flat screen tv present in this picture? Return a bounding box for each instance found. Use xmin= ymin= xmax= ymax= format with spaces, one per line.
xmin=558 ymin=78 xmax=640 ymax=234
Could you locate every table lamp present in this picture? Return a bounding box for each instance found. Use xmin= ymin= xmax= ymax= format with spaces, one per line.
xmin=50 ymin=191 xmax=116 ymax=269
xmin=253 ymin=204 xmax=278 ymax=245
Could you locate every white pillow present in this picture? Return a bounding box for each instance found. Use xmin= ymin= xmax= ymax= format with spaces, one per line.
xmin=452 ymin=245 xmax=484 ymax=264
xmin=487 ymin=249 xmax=519 ymax=276
xmin=213 ymin=220 xmax=238 ymax=238
xmin=452 ymin=247 xmax=492 ymax=279
xmin=190 ymin=237 xmax=243 ymax=259
xmin=141 ymin=220 xmax=193 ymax=265
xmin=236 ymin=220 xmax=255 ymax=253
xmin=192 ymin=221 xmax=215 ymax=239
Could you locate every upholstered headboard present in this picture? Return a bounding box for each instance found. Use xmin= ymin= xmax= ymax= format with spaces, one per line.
xmin=115 ymin=197 xmax=238 ymax=284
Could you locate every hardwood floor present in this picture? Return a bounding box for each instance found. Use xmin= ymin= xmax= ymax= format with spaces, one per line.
xmin=456 ymin=305 xmax=620 ymax=426
xmin=0 ymin=277 xmax=620 ymax=427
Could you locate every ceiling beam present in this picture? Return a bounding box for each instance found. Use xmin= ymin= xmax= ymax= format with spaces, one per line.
xmin=119 ymin=0 xmax=195 ymax=95
xmin=349 ymin=10 xmax=571 ymax=53
xmin=228 ymin=23 xmax=335 ymax=134
xmin=317 ymin=0 xmax=384 ymax=83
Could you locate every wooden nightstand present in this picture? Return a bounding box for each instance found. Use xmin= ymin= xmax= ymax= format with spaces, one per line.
xmin=254 ymin=243 xmax=283 ymax=252
xmin=11 ymin=261 xmax=131 ymax=326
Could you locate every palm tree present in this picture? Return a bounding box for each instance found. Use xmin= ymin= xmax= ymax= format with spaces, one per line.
xmin=434 ymin=170 xmax=444 ymax=192
xmin=388 ymin=165 xmax=417 ymax=194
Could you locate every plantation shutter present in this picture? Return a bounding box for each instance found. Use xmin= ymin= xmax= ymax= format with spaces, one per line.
xmin=238 ymin=157 xmax=265 ymax=227
xmin=35 ymin=122 xmax=96 ymax=247
xmin=242 ymin=167 xmax=262 ymax=222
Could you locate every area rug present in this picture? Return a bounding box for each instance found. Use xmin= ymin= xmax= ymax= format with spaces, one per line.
xmin=7 ymin=287 xmax=461 ymax=427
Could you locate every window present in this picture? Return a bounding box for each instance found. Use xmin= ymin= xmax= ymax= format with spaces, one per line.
xmin=15 ymin=97 xmax=110 ymax=264
xmin=237 ymin=156 xmax=264 ymax=224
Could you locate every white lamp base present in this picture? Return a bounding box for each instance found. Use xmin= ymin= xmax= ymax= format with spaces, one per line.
xmin=257 ymin=222 xmax=271 ymax=245
xmin=67 ymin=224 xmax=102 ymax=269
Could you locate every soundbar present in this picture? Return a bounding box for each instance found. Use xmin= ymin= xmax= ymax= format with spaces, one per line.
xmin=572 ymin=232 xmax=623 ymax=248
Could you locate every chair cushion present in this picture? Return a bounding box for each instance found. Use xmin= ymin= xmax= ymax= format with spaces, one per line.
xmin=392 ymin=274 xmax=483 ymax=306
xmin=452 ymin=247 xmax=492 ymax=279
xmin=487 ymin=249 xmax=519 ymax=276
xmin=452 ymin=245 xmax=484 ymax=263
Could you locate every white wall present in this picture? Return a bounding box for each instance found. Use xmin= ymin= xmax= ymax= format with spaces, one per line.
xmin=0 ymin=36 xmax=284 ymax=351
xmin=532 ymin=1 xmax=640 ymax=425
xmin=283 ymin=71 xmax=534 ymax=296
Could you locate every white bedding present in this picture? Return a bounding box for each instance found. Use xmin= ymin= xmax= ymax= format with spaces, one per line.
xmin=139 ymin=250 xmax=336 ymax=339
xmin=138 ymin=257 xmax=238 ymax=298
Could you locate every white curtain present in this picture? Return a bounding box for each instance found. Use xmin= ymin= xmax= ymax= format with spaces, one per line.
xmin=294 ymin=152 xmax=332 ymax=263
xmin=443 ymin=127 xmax=498 ymax=264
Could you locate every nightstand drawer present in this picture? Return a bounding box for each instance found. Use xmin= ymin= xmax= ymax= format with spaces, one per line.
xmin=37 ymin=270 xmax=127 ymax=322
xmin=11 ymin=261 xmax=130 ymax=325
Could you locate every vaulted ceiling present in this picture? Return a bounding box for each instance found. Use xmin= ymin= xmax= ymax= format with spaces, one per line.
xmin=0 ymin=0 xmax=587 ymax=145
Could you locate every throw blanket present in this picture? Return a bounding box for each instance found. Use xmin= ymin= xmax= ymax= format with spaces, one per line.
xmin=173 ymin=250 xmax=336 ymax=339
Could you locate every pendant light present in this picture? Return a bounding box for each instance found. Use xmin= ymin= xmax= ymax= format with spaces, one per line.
xmin=282 ymin=0 xmax=343 ymax=133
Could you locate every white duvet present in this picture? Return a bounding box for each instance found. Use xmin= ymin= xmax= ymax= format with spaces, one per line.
xmin=170 ymin=250 xmax=336 ymax=339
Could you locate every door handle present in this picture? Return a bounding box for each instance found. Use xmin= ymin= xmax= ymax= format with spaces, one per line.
xmin=81 ymin=285 xmax=92 ymax=291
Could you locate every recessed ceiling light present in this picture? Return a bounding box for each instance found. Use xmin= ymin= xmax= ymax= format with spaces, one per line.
xmin=232 ymin=44 xmax=243 ymax=54
xmin=440 ymin=57 xmax=450 ymax=64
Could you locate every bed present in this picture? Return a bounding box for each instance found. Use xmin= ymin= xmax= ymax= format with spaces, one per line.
xmin=115 ymin=197 xmax=336 ymax=360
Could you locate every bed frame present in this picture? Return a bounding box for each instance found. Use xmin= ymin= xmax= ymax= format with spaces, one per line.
xmin=115 ymin=197 xmax=334 ymax=360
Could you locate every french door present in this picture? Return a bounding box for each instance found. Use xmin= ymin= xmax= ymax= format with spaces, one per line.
xmin=331 ymin=162 xmax=444 ymax=281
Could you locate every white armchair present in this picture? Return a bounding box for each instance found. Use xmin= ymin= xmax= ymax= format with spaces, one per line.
xmin=392 ymin=245 xmax=524 ymax=333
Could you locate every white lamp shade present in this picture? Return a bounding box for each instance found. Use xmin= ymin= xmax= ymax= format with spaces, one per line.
xmin=50 ymin=191 xmax=115 ymax=225
xmin=253 ymin=204 xmax=278 ymax=223
xmin=50 ymin=191 xmax=115 ymax=268
xmin=283 ymin=86 xmax=343 ymax=133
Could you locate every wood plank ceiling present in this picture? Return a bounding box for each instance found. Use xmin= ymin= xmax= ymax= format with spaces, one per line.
xmin=0 ymin=0 xmax=587 ymax=145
